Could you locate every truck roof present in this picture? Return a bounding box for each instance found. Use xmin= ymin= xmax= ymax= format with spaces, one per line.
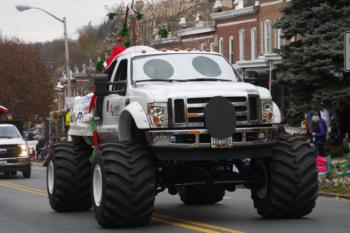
xmin=118 ymin=46 xmax=220 ymax=59
xmin=0 ymin=124 xmax=15 ymax=127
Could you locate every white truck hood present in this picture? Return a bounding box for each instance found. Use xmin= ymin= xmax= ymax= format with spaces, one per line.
xmin=0 ymin=138 xmax=25 ymax=145
xmin=135 ymin=81 xmax=271 ymax=102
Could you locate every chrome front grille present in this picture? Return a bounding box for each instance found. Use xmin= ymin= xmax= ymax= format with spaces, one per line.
xmin=171 ymin=96 xmax=260 ymax=128
xmin=0 ymin=145 xmax=21 ymax=158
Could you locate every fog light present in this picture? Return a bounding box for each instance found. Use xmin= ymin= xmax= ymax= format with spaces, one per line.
xmin=169 ymin=136 xmax=176 ymax=143
xmin=257 ymin=133 xmax=266 ymax=140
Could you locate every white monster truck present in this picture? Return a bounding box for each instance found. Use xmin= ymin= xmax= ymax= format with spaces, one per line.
xmin=47 ymin=46 xmax=318 ymax=228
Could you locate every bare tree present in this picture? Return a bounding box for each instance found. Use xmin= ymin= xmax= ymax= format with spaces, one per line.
xmin=0 ymin=38 xmax=54 ymax=124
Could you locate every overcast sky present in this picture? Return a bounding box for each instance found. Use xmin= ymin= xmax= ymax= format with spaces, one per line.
xmin=0 ymin=0 xmax=126 ymax=43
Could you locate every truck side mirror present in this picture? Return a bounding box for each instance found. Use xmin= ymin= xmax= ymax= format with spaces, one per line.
xmin=93 ymin=74 xmax=110 ymax=97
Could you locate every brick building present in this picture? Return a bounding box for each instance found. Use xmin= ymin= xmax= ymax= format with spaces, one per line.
xmin=151 ymin=0 xmax=290 ymax=112
xmin=152 ymin=0 xmax=289 ymax=77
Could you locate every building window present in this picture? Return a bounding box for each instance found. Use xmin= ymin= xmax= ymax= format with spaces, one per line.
xmin=251 ymin=28 xmax=257 ymax=60
xmin=277 ymin=28 xmax=285 ymax=49
xmin=210 ymin=42 xmax=214 ymax=52
xmin=229 ymin=36 xmax=234 ymax=64
xmin=264 ymin=20 xmax=272 ymax=54
xmin=219 ymin=37 xmax=224 ymax=54
xmin=239 ymin=29 xmax=245 ymax=61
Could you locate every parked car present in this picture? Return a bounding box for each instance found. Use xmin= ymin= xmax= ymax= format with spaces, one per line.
xmin=0 ymin=124 xmax=31 ymax=178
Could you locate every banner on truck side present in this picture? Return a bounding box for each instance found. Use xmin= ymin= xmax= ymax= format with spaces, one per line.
xmin=68 ymin=93 xmax=94 ymax=136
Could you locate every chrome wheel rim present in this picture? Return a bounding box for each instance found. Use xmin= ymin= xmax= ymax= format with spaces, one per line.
xmin=47 ymin=160 xmax=55 ymax=194
xmin=93 ymin=164 xmax=103 ymax=207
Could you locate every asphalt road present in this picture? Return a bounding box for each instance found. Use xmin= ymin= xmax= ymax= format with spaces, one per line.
xmin=0 ymin=166 xmax=349 ymax=233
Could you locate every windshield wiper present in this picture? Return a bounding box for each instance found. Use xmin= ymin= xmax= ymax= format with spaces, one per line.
xmin=180 ymin=78 xmax=233 ymax=82
xmin=136 ymin=79 xmax=181 ymax=83
xmin=0 ymin=136 xmax=14 ymax=139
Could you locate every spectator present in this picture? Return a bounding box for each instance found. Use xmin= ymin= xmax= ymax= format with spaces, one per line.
xmin=312 ymin=111 xmax=327 ymax=157
xmin=35 ymin=138 xmax=46 ymax=161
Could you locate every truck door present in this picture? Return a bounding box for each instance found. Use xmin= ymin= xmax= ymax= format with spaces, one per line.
xmin=101 ymin=58 xmax=129 ymax=137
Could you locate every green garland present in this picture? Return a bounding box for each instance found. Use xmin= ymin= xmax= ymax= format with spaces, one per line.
xmin=118 ymin=24 xmax=129 ymax=37
xmin=158 ymin=27 xmax=169 ymax=39
xmin=118 ymin=24 xmax=131 ymax=47
xmin=106 ymin=12 xmax=117 ymax=21
xmin=95 ymin=59 xmax=104 ymax=73
xmin=136 ymin=12 xmax=144 ymax=21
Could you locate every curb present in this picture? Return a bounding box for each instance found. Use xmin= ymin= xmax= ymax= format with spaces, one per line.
xmin=319 ymin=192 xmax=350 ymax=200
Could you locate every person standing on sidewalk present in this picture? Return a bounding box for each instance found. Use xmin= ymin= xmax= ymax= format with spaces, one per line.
xmin=312 ymin=111 xmax=327 ymax=157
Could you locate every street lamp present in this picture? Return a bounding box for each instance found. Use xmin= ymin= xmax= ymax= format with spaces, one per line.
xmin=16 ymin=5 xmax=72 ymax=104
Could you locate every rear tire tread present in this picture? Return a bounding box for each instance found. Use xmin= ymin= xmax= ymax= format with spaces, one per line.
xmin=48 ymin=139 xmax=92 ymax=212
xmin=251 ymin=136 xmax=318 ymax=218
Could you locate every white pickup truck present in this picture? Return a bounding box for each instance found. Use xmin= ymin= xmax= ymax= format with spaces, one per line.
xmin=47 ymin=46 xmax=318 ymax=228
xmin=0 ymin=124 xmax=31 ymax=178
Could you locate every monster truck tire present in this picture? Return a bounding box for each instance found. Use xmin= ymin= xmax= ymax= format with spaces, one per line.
xmin=251 ymin=136 xmax=318 ymax=218
xmin=179 ymin=185 xmax=225 ymax=205
xmin=92 ymin=142 xmax=155 ymax=228
xmin=47 ymin=140 xmax=92 ymax=212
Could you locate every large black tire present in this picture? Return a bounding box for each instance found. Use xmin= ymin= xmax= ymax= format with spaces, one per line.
xmin=251 ymin=136 xmax=318 ymax=218
xmin=179 ymin=185 xmax=225 ymax=205
xmin=47 ymin=140 xmax=92 ymax=212
xmin=91 ymin=142 xmax=155 ymax=228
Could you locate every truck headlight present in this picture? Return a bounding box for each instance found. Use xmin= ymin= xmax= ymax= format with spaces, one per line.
xmin=19 ymin=144 xmax=29 ymax=157
xmin=147 ymin=103 xmax=168 ymax=128
xmin=261 ymin=99 xmax=274 ymax=124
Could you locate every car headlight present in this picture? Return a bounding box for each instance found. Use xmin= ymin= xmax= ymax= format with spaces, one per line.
xmin=147 ymin=103 xmax=168 ymax=128
xmin=261 ymin=99 xmax=274 ymax=124
xmin=19 ymin=144 xmax=29 ymax=157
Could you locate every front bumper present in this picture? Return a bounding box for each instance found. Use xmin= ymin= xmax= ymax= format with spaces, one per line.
xmin=145 ymin=126 xmax=278 ymax=161
xmin=145 ymin=126 xmax=278 ymax=149
xmin=0 ymin=157 xmax=31 ymax=172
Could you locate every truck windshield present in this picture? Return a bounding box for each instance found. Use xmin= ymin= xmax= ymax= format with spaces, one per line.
xmin=0 ymin=126 xmax=21 ymax=139
xmin=133 ymin=53 xmax=239 ymax=82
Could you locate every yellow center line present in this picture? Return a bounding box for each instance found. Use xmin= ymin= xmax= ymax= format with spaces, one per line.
xmin=153 ymin=213 xmax=244 ymax=233
xmin=0 ymin=180 xmax=244 ymax=233
xmin=0 ymin=181 xmax=47 ymax=196
xmin=152 ymin=216 xmax=221 ymax=233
